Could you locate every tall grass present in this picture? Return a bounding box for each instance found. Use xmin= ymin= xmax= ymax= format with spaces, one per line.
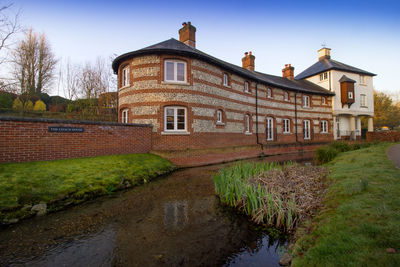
xmin=214 ymin=161 xmax=298 ymax=231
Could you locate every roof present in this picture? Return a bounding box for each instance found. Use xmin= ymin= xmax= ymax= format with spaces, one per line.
xmin=338 ymin=75 xmax=356 ymax=83
xmin=295 ymin=58 xmax=376 ymax=80
xmin=112 ymin=38 xmax=334 ymax=96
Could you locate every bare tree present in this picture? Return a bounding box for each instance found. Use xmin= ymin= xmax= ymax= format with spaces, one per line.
xmin=58 ymin=58 xmax=79 ymax=100
xmin=78 ymin=57 xmax=110 ymax=99
xmin=11 ymin=28 xmax=57 ymax=96
xmin=0 ymin=2 xmax=20 ymax=64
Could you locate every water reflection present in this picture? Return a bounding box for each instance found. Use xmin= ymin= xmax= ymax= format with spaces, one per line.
xmin=164 ymin=200 xmax=188 ymax=230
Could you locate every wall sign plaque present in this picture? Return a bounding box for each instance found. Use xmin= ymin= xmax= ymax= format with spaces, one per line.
xmin=48 ymin=126 xmax=84 ymax=133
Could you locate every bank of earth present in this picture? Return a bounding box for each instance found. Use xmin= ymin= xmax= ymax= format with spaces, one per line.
xmin=291 ymin=142 xmax=400 ymax=266
xmin=0 ymin=153 xmax=175 ymax=224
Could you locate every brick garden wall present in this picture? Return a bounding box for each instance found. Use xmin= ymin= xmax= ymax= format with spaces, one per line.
xmin=0 ymin=117 xmax=152 ymax=163
xmin=366 ymin=131 xmax=400 ymax=142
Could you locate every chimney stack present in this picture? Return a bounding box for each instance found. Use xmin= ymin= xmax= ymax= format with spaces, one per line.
xmin=282 ymin=64 xmax=295 ymax=80
xmin=179 ymin=21 xmax=196 ymax=48
xmin=318 ymin=47 xmax=331 ymax=61
xmin=242 ymin=51 xmax=255 ymax=71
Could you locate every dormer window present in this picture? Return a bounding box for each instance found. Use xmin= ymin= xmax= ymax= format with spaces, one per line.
xmin=223 ymin=73 xmax=228 ymax=86
xmin=319 ymin=72 xmax=328 ymax=81
xmin=267 ymin=88 xmax=272 ymax=98
xmin=244 ymin=81 xmax=249 ymax=93
xmin=122 ymin=65 xmax=130 ymax=87
xmin=165 ymin=60 xmax=186 ymax=83
xmin=303 ymin=95 xmax=310 ymax=108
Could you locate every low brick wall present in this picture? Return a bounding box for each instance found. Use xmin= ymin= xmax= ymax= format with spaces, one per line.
xmin=0 ymin=117 xmax=152 ymax=163
xmin=366 ymin=131 xmax=400 ymax=142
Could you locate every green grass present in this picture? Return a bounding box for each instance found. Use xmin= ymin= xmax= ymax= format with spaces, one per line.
xmin=0 ymin=153 xmax=175 ymax=221
xmin=314 ymin=141 xmax=374 ymax=164
xmin=292 ymin=143 xmax=400 ymax=266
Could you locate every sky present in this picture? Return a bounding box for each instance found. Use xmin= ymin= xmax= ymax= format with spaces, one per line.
xmin=6 ymin=0 xmax=400 ymax=96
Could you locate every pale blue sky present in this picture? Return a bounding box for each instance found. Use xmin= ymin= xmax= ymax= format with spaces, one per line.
xmin=9 ymin=0 xmax=400 ymax=95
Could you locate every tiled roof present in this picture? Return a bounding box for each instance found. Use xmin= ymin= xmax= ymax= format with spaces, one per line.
xmin=113 ymin=38 xmax=334 ymax=96
xmin=338 ymin=75 xmax=356 ymax=83
xmin=295 ymin=58 xmax=376 ymax=80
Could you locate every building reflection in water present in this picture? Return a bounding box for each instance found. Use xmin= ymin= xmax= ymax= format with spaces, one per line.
xmin=163 ymin=200 xmax=188 ymax=230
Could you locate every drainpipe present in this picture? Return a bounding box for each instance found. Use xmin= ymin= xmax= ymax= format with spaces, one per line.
xmin=295 ymin=91 xmax=298 ymax=142
xmin=255 ymin=82 xmax=262 ymax=146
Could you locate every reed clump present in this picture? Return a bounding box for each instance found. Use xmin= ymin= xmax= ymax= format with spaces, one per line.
xmin=214 ymin=161 xmax=329 ymax=232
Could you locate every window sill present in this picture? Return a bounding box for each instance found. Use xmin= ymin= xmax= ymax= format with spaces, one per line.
xmin=162 ymin=81 xmax=190 ymax=86
xmin=283 ymin=132 xmax=291 ymax=135
xmin=223 ymin=84 xmax=231 ymax=88
xmin=245 ymin=132 xmax=252 ymax=135
xmin=244 ymin=91 xmax=251 ymax=94
xmin=360 ymin=106 xmax=368 ymax=108
xmin=302 ymin=106 xmax=311 ymax=109
xmin=161 ymin=131 xmax=190 ymax=135
xmin=216 ymin=122 xmax=225 ymax=126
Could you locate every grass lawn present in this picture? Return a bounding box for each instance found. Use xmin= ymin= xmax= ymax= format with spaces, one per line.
xmin=0 ymin=153 xmax=175 ymax=221
xmin=292 ymin=143 xmax=400 ymax=266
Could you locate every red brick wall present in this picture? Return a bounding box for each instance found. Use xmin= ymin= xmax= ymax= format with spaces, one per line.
xmin=366 ymin=131 xmax=400 ymax=142
xmin=0 ymin=117 xmax=152 ymax=163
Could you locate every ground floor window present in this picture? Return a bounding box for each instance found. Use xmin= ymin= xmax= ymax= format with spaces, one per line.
xmin=245 ymin=114 xmax=250 ymax=133
xmin=266 ymin=117 xmax=274 ymax=140
xmin=283 ymin=119 xmax=290 ymax=133
xmin=121 ymin=109 xmax=129 ymax=123
xmin=304 ymin=120 xmax=310 ymax=140
xmin=217 ymin=109 xmax=223 ymax=123
xmin=321 ymin=120 xmax=328 ymax=133
xmin=164 ymin=106 xmax=187 ymax=131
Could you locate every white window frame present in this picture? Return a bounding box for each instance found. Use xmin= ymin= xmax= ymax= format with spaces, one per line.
xmin=266 ymin=117 xmax=274 ymax=141
xmin=283 ymin=119 xmax=290 ymax=134
xmin=348 ymin=91 xmax=353 ymax=99
xmin=164 ymin=106 xmax=187 ymax=132
xmin=122 ymin=65 xmax=130 ymax=87
xmin=245 ymin=114 xmax=250 ymax=133
xmin=321 ymin=120 xmax=328 ymax=133
xmin=267 ymin=88 xmax=272 ymax=99
xmin=322 ymin=96 xmax=327 ymax=105
xmin=303 ymin=95 xmax=310 ymax=108
xmin=360 ymin=75 xmax=366 ymax=84
xmin=223 ymin=73 xmax=228 ymax=86
xmin=244 ymin=81 xmax=249 ymax=93
xmin=121 ymin=109 xmax=129 ymax=123
xmin=320 ymin=72 xmax=328 ymax=81
xmin=164 ymin=60 xmax=187 ymax=83
xmin=304 ymin=120 xmax=311 ymax=140
xmin=217 ymin=109 xmax=223 ymax=123
xmin=360 ymin=94 xmax=367 ymax=107
xmin=284 ymin=92 xmax=289 ymax=101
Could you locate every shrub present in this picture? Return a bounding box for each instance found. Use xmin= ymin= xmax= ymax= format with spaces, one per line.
xmin=330 ymin=141 xmax=351 ymax=152
xmin=33 ymin=100 xmax=46 ymax=111
xmin=315 ymin=146 xmax=339 ymax=164
xmin=12 ymin=98 xmax=23 ymax=110
xmin=0 ymin=93 xmax=13 ymax=109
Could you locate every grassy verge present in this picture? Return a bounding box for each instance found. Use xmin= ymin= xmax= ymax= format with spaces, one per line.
xmin=314 ymin=141 xmax=375 ymax=164
xmin=292 ymin=143 xmax=400 ymax=266
xmin=0 ymin=153 xmax=175 ymax=223
xmin=213 ymin=162 xmax=329 ymax=232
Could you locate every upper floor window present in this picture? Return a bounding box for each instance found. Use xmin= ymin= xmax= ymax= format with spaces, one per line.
xmin=284 ymin=91 xmax=289 ymax=101
xmin=319 ymin=72 xmax=328 ymax=81
xmin=283 ymin=119 xmax=290 ymax=134
xmin=360 ymin=75 xmax=366 ymax=84
xmin=267 ymin=88 xmax=272 ymax=99
xmin=360 ymin=94 xmax=367 ymax=107
xmin=165 ymin=60 xmax=186 ymax=83
xmin=321 ymin=120 xmax=328 ymax=133
xmin=348 ymin=91 xmax=353 ymax=99
xmin=303 ymin=95 xmax=310 ymax=108
xmin=121 ymin=109 xmax=129 ymax=123
xmin=322 ymin=96 xmax=327 ymax=105
xmin=217 ymin=109 xmax=223 ymax=123
xmin=164 ymin=106 xmax=187 ymax=131
xmin=122 ymin=66 xmax=130 ymax=87
xmin=244 ymin=81 xmax=249 ymax=93
xmin=245 ymin=114 xmax=250 ymax=133
xmin=223 ymin=73 xmax=229 ymax=86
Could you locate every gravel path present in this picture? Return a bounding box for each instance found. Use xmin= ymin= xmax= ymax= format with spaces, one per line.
xmin=386 ymin=144 xmax=400 ymax=169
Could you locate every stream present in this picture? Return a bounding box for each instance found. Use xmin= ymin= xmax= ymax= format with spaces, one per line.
xmin=0 ymin=152 xmax=312 ymax=266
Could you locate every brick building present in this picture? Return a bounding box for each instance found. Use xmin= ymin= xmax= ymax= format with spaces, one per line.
xmin=112 ymin=22 xmax=334 ymax=159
